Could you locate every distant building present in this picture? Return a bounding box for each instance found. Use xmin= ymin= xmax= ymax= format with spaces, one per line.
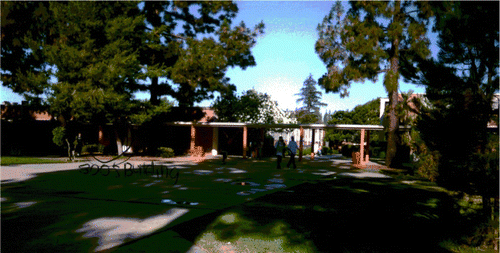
xmin=1 ymin=101 xmax=53 ymax=121
xmin=379 ymin=93 xmax=499 ymax=128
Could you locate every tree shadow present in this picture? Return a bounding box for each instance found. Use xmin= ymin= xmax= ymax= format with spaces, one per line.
xmin=169 ymin=177 xmax=466 ymax=252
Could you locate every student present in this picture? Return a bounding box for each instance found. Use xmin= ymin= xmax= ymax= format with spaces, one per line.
xmin=274 ymin=136 xmax=286 ymax=169
xmin=286 ymin=136 xmax=298 ymax=169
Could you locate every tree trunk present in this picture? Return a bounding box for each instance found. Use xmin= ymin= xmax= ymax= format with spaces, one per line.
xmin=65 ymin=138 xmax=73 ymax=161
xmin=115 ymin=128 xmax=123 ymax=155
xmin=150 ymin=76 xmax=159 ymax=106
xmin=386 ymin=90 xmax=400 ymax=168
xmin=385 ymin=10 xmax=401 ymax=168
xmin=482 ymin=195 xmax=493 ymax=221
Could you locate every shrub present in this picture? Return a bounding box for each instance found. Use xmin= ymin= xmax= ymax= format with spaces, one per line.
xmin=321 ymin=146 xmax=330 ymax=155
xmin=302 ymin=147 xmax=312 ymax=155
xmin=82 ymin=144 xmax=105 ymax=154
xmin=416 ymin=150 xmax=439 ymax=182
xmin=52 ymin=126 xmax=66 ymax=147
xmin=341 ymin=145 xmax=356 ymax=158
xmin=379 ymin=151 xmax=386 ymax=159
xmin=158 ymin=147 xmax=174 ymax=158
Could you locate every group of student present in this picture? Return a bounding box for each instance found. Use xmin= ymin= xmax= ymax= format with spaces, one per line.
xmin=274 ymin=136 xmax=299 ymax=169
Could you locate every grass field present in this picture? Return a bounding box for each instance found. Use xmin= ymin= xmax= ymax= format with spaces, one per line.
xmin=1 ymin=156 xmax=72 ymax=166
xmin=1 ymin=156 xmax=497 ymax=252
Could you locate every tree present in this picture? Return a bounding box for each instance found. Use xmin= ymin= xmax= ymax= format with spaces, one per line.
xmin=325 ymin=98 xmax=381 ymax=145
xmin=316 ymin=1 xmax=432 ymax=167
xmin=136 ymin=2 xmax=264 ymax=106
xmin=212 ymin=89 xmax=291 ymax=124
xmin=413 ymin=2 xmax=499 ymax=219
xmin=1 ymin=1 xmax=264 ymax=156
xmin=295 ymin=74 xmax=327 ymax=123
xmin=1 ymin=1 xmax=52 ymax=103
xmin=2 ymin=1 xmax=146 ymax=156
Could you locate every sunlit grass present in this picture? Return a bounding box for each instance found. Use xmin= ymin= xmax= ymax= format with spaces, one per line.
xmin=192 ymin=211 xmax=316 ymax=252
xmin=1 ymin=156 xmax=70 ymax=165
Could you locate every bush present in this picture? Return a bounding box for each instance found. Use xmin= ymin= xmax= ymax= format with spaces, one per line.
xmin=321 ymin=146 xmax=330 ymax=155
xmin=379 ymin=151 xmax=386 ymax=159
xmin=82 ymin=144 xmax=105 ymax=154
xmin=341 ymin=145 xmax=356 ymax=158
xmin=52 ymin=126 xmax=66 ymax=147
xmin=416 ymin=150 xmax=439 ymax=181
xmin=158 ymin=147 xmax=174 ymax=158
xmin=302 ymin=147 xmax=312 ymax=155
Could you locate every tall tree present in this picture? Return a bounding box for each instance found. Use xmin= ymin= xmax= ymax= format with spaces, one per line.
xmin=315 ymin=1 xmax=432 ymax=167
xmin=1 ymin=1 xmax=264 ymax=155
xmin=212 ymin=89 xmax=289 ymax=124
xmin=414 ymin=1 xmax=499 ymax=218
xmin=2 ymin=1 xmax=145 ymax=156
xmin=295 ymin=74 xmax=327 ymax=123
xmin=137 ymin=2 xmax=264 ymax=106
xmin=1 ymin=1 xmax=53 ymax=103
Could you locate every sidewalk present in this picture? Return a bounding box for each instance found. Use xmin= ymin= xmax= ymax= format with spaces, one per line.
xmin=1 ymin=162 xmax=89 ymax=183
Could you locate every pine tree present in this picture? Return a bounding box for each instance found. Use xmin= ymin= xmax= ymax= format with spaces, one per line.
xmin=316 ymin=1 xmax=432 ymax=167
xmin=415 ymin=1 xmax=499 ymax=219
xmin=137 ymin=2 xmax=264 ymax=106
xmin=295 ymin=74 xmax=327 ymax=123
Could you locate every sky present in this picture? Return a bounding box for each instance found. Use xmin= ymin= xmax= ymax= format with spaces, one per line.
xmin=0 ymin=1 xmax=437 ymax=114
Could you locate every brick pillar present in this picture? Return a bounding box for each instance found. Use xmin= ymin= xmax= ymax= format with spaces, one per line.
xmin=243 ymin=126 xmax=247 ymax=159
xmin=360 ymin=128 xmax=365 ymax=165
xmin=366 ymin=130 xmax=370 ymax=163
xmin=212 ymin=127 xmax=218 ymax=156
xmin=311 ymin=128 xmax=316 ymax=159
xmin=189 ymin=125 xmax=196 ymax=151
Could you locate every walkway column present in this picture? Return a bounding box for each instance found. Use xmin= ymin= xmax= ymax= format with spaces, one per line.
xmin=242 ymin=126 xmax=248 ymax=159
xmin=360 ymin=128 xmax=365 ymax=165
xmin=311 ymin=129 xmax=316 ymax=159
xmin=365 ymin=130 xmax=370 ymax=163
xmin=299 ymin=126 xmax=304 ymax=161
xmin=212 ymin=127 xmax=218 ymax=156
xmin=190 ymin=125 xmax=196 ymax=154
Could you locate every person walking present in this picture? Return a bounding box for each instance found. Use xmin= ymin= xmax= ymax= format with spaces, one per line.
xmin=286 ymin=136 xmax=298 ymax=169
xmin=275 ymin=136 xmax=286 ymax=169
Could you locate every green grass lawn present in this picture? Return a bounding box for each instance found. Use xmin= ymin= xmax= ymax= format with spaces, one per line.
xmin=1 ymin=156 xmax=497 ymax=252
xmin=1 ymin=156 xmax=72 ymax=166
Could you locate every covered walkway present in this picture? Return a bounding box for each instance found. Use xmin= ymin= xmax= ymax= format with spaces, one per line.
xmin=169 ymin=122 xmax=410 ymax=166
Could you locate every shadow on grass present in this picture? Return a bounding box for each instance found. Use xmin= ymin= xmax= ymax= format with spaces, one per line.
xmin=155 ymin=177 xmax=463 ymax=252
xmin=1 ymin=157 xmax=482 ymax=252
xmin=116 ymin=177 xmax=475 ymax=252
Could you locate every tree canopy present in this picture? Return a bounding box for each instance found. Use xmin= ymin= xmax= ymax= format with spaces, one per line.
xmin=136 ymin=1 xmax=264 ymax=106
xmin=324 ymin=98 xmax=381 ymax=144
xmin=1 ymin=1 xmax=264 ymax=155
xmin=413 ymin=1 xmax=499 ymax=217
xmin=212 ymin=89 xmax=293 ymax=124
xmin=1 ymin=1 xmax=264 ymax=112
xmin=295 ymin=74 xmax=327 ymax=123
xmin=315 ymin=1 xmax=432 ymax=167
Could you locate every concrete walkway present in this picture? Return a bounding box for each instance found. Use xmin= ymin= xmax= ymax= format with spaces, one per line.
xmin=1 ymin=162 xmax=90 ymax=183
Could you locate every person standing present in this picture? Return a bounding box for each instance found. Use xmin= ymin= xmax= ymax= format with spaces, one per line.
xmin=287 ymin=136 xmax=298 ymax=169
xmin=275 ymin=136 xmax=286 ymax=169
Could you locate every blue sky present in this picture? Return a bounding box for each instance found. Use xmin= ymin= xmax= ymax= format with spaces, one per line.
xmin=1 ymin=1 xmax=436 ymax=114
